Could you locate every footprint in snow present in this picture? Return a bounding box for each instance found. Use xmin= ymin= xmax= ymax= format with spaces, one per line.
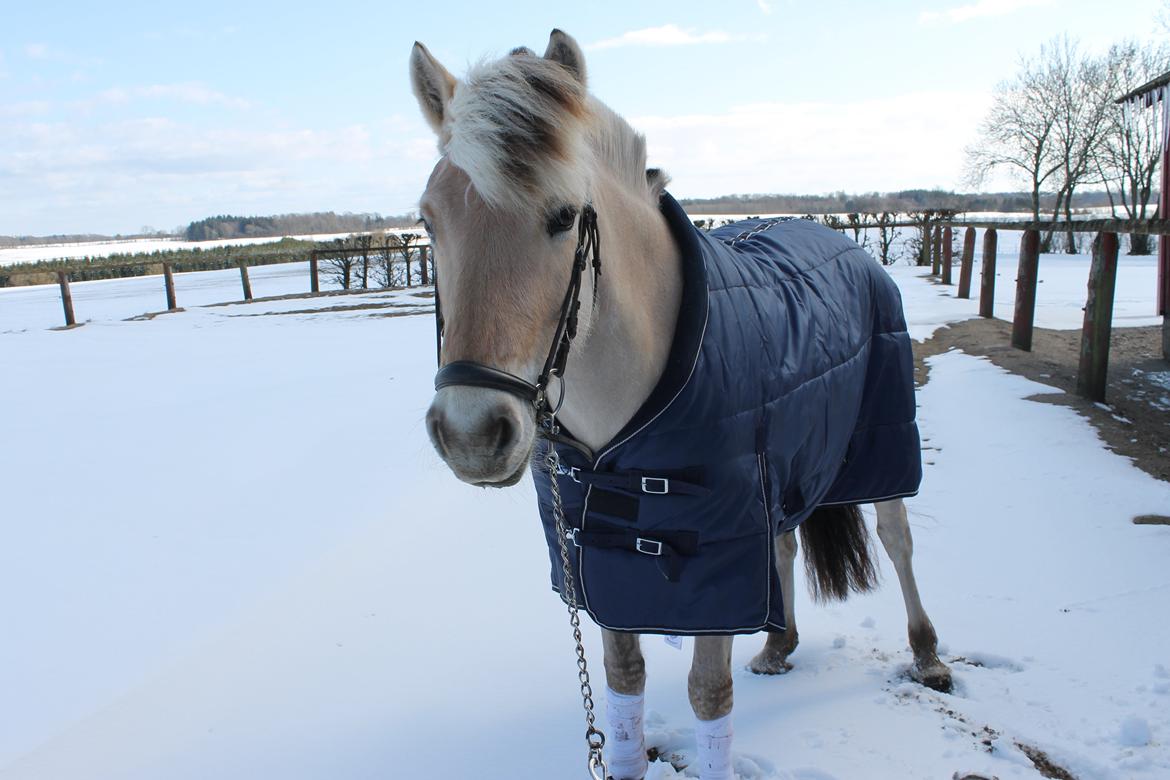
xmin=644 ymin=712 xmax=792 ymax=779
xmin=949 ymin=651 xmax=1025 ymax=673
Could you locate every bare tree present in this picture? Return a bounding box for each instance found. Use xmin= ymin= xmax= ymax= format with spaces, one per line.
xmin=1045 ymin=38 xmax=1115 ymax=253
xmin=964 ymin=52 xmax=1062 ymax=227
xmin=397 ymin=232 xmax=423 ymax=285
xmin=845 ymin=213 xmax=871 ymax=251
xmin=321 ymin=237 xmax=357 ymax=290
xmin=1094 ymin=40 xmax=1170 ymax=254
xmin=873 ymin=212 xmax=901 ymax=266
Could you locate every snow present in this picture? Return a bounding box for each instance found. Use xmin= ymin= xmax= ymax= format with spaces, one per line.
xmin=2 ymin=247 xmax=1168 ymax=779
xmin=0 ymin=230 xmax=421 ymax=267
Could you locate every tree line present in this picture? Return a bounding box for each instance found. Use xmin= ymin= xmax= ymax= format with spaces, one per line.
xmin=184 ymin=211 xmax=419 ymax=241
xmin=0 ymin=238 xmax=316 ymax=288
xmin=965 ymin=35 xmax=1168 ymax=254
xmin=677 ymin=189 xmax=1115 ymax=217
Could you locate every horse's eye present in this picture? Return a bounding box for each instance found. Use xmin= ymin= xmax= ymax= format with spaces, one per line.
xmin=546 ymin=206 xmax=577 ymax=235
xmin=418 ymin=217 xmax=433 ymax=235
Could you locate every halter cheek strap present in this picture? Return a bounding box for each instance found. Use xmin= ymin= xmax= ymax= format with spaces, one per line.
xmin=432 ymin=203 xmax=601 ymax=436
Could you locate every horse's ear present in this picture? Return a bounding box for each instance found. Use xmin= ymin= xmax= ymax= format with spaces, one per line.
xmin=647 ymin=168 xmax=671 ymax=198
xmin=543 ymin=29 xmax=586 ymax=86
xmin=410 ymin=42 xmax=457 ymax=135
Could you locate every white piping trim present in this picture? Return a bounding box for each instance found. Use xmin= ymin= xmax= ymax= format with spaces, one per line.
xmin=816 ymin=490 xmax=920 ymax=508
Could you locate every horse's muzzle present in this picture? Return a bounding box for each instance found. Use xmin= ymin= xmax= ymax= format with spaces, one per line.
xmin=426 ymin=386 xmax=535 ymax=486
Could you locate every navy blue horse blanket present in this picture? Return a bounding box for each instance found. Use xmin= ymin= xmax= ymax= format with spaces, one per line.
xmin=532 ymin=192 xmax=921 ymax=635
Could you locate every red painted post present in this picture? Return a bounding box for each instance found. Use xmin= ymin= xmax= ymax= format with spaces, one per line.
xmin=931 ymin=224 xmax=942 ymax=275
xmin=957 ymin=227 xmax=976 ymax=298
xmin=1160 ymin=137 xmax=1169 ymax=359
xmin=942 ymin=226 xmax=953 ymax=285
xmin=979 ymin=229 xmax=998 ymax=318
xmin=1077 ymin=232 xmax=1120 ymax=402
xmin=163 ymin=263 xmax=177 ymax=311
xmin=310 ymin=251 xmax=320 ymax=293
xmin=57 ymin=271 xmax=75 ymax=327
xmin=1012 ymin=229 xmax=1041 ymax=351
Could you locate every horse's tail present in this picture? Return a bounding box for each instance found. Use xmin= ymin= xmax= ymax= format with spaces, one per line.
xmin=798 ymin=504 xmax=878 ymax=602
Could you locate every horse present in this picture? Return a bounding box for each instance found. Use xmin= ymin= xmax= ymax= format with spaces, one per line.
xmin=413 ymin=30 xmax=952 ymax=780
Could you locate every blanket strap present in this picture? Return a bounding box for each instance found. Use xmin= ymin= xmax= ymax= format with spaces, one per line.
xmin=563 ymin=467 xmax=710 ymax=497
xmin=572 ymin=524 xmax=699 ymax=582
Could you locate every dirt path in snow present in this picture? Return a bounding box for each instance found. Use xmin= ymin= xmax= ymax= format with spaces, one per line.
xmin=914 ymin=318 xmax=1170 ymax=489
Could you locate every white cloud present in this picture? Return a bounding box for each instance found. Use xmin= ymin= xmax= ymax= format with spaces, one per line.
xmin=24 ymin=43 xmax=50 ymax=59
xmin=88 ymin=83 xmax=250 ymax=110
xmin=0 ymin=113 xmax=438 ymax=234
xmin=757 ymin=0 xmax=773 ymax=13
xmin=920 ymin=0 xmax=1054 ymax=25
xmin=628 ymin=90 xmax=994 ymax=197
xmin=587 ymin=25 xmax=746 ymax=51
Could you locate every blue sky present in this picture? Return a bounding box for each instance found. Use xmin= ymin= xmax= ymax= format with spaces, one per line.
xmin=1 ymin=0 xmax=1164 ymax=234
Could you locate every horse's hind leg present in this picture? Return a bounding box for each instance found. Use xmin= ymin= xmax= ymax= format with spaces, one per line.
xmin=689 ymin=635 xmax=735 ymax=780
xmin=749 ymin=530 xmax=798 ymax=674
xmin=601 ymin=629 xmax=648 ymax=780
xmin=874 ymin=498 xmax=952 ymax=692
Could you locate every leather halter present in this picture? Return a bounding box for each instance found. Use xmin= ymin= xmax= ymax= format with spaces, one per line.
xmin=432 ymin=204 xmax=601 ymax=438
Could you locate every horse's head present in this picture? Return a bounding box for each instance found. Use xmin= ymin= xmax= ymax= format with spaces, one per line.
xmin=412 ymin=31 xmax=599 ymax=486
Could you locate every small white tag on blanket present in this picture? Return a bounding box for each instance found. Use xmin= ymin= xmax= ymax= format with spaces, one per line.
xmin=664 ymin=635 xmax=683 ymax=650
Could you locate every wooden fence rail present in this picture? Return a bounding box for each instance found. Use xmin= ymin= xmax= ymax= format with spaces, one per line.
xmin=47 ymin=244 xmax=434 ymax=329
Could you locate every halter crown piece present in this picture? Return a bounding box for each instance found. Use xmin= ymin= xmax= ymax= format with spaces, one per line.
xmin=433 ymin=203 xmax=601 ymax=440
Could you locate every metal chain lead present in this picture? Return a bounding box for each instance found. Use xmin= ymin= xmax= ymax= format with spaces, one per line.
xmin=546 ymin=445 xmax=610 ymax=780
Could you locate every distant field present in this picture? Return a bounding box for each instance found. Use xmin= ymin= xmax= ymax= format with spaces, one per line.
xmin=0 ymin=228 xmax=424 ymax=268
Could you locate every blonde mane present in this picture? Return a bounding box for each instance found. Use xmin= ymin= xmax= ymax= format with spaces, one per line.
xmin=440 ymin=51 xmax=658 ymax=212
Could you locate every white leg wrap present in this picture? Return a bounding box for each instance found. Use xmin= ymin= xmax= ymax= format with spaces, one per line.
xmin=605 ymin=687 xmax=648 ymax=780
xmin=695 ymin=712 xmax=734 ymax=780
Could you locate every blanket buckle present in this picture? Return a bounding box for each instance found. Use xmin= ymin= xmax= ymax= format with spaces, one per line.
xmin=635 ymin=537 xmax=663 ymax=556
xmin=641 ymin=476 xmax=670 ymax=494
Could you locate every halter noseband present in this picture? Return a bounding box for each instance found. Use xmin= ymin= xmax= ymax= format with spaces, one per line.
xmin=432 ymin=203 xmax=602 ymax=437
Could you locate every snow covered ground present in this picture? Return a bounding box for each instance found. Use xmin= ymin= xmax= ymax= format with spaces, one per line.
xmin=0 ymin=230 xmax=423 ymax=267
xmin=1 ymin=249 xmax=1167 ymax=779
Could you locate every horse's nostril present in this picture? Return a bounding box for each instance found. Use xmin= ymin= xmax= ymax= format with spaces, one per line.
xmin=490 ymin=414 xmax=516 ymax=457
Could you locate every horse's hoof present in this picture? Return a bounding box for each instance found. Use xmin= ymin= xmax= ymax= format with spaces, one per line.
xmin=913 ymin=659 xmax=953 ymax=693
xmin=748 ymin=652 xmax=793 ymax=675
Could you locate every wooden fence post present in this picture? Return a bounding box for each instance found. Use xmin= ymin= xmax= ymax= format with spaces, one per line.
xmin=979 ymin=228 xmax=997 ymax=318
xmin=957 ymin=227 xmax=975 ymax=298
xmin=942 ymin=226 xmax=953 ymax=285
xmin=405 ymin=250 xmax=413 ymax=287
xmin=420 ymin=246 xmax=430 ymax=286
xmin=310 ymin=251 xmax=320 ymax=293
xmin=239 ymin=263 xmax=253 ymax=301
xmin=1011 ymin=229 xmax=1041 ymax=351
xmin=57 ymin=271 xmax=75 ymax=327
xmin=932 ymin=224 xmax=942 ymax=275
xmin=163 ymin=263 xmax=177 ymax=311
xmin=1077 ymin=232 xmax=1120 ymax=402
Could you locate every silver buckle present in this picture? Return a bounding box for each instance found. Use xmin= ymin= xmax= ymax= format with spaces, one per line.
xmin=635 ymin=537 xmax=663 ymax=556
xmin=641 ymin=477 xmax=669 ymax=494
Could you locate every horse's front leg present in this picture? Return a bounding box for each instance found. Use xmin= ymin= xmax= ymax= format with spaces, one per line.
xmin=689 ymin=635 xmax=735 ymax=780
xmin=602 ymin=629 xmax=648 ymax=780
xmin=874 ymin=498 xmax=952 ymax=692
